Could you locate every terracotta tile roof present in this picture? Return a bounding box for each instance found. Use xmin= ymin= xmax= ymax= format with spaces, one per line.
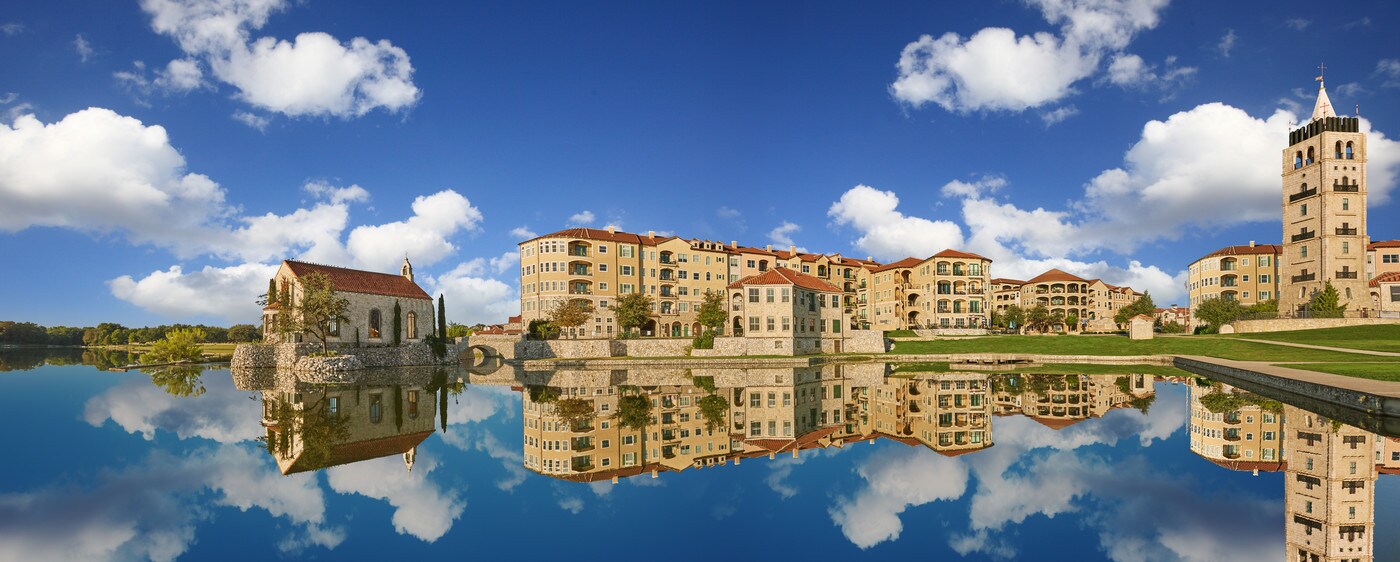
xmin=283 ymin=430 xmax=434 ymax=474
xmin=1028 ymin=416 xmax=1085 ymax=430
xmin=1371 ymin=271 xmax=1400 ymax=287
xmin=735 ymin=246 xmax=778 ymax=256
xmin=1026 ymin=268 xmax=1089 ymax=284
xmin=933 ymin=249 xmax=991 ymax=261
xmin=1367 ymin=240 xmax=1400 ymax=251
xmin=284 ymin=260 xmax=431 ymax=300
xmin=990 ymin=278 xmax=1025 ymax=285
xmin=530 ymin=227 xmax=674 ymax=246
xmin=549 ymin=463 xmax=667 ymax=483
xmin=872 ymin=257 xmax=924 ymax=272
xmin=727 ymin=268 xmax=841 ymax=292
xmin=1203 ymin=458 xmax=1287 ymax=473
xmin=1199 ymin=243 xmax=1283 ymax=262
xmin=937 ymin=445 xmax=991 ymax=457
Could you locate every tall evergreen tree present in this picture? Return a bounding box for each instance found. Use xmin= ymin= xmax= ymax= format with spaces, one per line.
xmin=437 ymin=295 xmax=447 ymax=341
xmin=392 ymin=301 xmax=402 ymax=346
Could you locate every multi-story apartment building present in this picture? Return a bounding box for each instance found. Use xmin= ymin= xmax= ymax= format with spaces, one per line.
xmin=990 ymin=278 xmax=1025 ymax=315
xmin=860 ymin=250 xmax=992 ymax=330
xmin=1367 ymin=240 xmax=1400 ymax=280
xmin=1185 ymin=243 xmax=1282 ymax=327
xmin=518 ymin=228 xmax=881 ymax=338
xmin=727 ymin=268 xmax=846 ymax=355
xmin=1280 ymin=80 xmax=1369 ymax=314
xmin=1002 ymin=269 xmax=1142 ymax=332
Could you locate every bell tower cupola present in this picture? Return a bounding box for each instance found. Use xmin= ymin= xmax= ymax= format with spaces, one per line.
xmin=401 ymin=255 xmax=414 ymax=283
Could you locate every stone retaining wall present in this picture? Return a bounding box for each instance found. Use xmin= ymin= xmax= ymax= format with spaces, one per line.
xmin=1223 ymin=317 xmax=1400 ymax=334
xmin=1173 ymin=357 xmax=1400 ymax=418
xmin=467 ymin=331 xmax=885 ymax=360
xmin=231 ymin=341 xmax=455 ymax=371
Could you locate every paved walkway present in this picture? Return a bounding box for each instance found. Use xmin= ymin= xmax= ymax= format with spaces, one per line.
xmin=1234 ymin=338 xmax=1400 ymax=358
xmin=1176 ymin=355 xmax=1400 ymax=399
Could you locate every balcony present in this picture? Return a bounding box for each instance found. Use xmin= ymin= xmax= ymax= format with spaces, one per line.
xmin=1223 ymin=430 xmax=1241 ymax=442
xmin=571 ymin=457 xmax=594 ymax=472
xmin=1291 ymin=272 xmax=1316 ymax=283
xmin=572 ymin=437 xmax=595 ymax=451
xmin=1223 ymin=413 xmax=1242 ymax=425
xmin=1336 ymin=227 xmax=1358 ymax=235
xmin=1336 ymin=271 xmax=1358 ymax=280
xmin=1333 ymin=183 xmax=1359 ymax=193
xmin=568 ymin=268 xmax=591 ymax=276
xmin=1223 ymin=447 xmax=1241 ymax=460
xmin=1288 ymin=187 xmax=1318 ymax=202
xmin=1290 ymin=230 xmax=1315 ymax=243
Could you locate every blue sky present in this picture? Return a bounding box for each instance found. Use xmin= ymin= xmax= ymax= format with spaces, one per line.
xmin=2 ymin=0 xmax=1399 ymax=327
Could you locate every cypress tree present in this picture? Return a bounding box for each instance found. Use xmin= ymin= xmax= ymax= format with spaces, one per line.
xmin=392 ymin=300 xmax=402 ymax=346
xmin=266 ymin=278 xmax=276 ymax=306
xmin=437 ymin=295 xmax=447 ymax=341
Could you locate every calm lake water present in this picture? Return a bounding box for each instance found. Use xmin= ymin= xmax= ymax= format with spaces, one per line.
xmin=1 ymin=348 xmax=1395 ymax=562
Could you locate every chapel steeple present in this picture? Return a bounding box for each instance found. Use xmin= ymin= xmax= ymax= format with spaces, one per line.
xmin=401 ymin=255 xmax=414 ymax=282
xmin=1311 ymin=64 xmax=1336 ymax=121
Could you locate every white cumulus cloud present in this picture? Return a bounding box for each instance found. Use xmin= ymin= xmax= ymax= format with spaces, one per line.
xmin=567 ymin=210 xmax=596 ymax=226
xmin=827 ymin=184 xmax=965 ymax=260
xmin=345 ymin=190 xmax=483 ymax=272
xmin=326 ymin=455 xmax=465 ymax=542
xmin=108 ymin=263 xmax=278 ymax=323
xmin=426 ymin=260 xmax=519 ymax=325
xmin=829 ymin=446 xmax=969 ymax=548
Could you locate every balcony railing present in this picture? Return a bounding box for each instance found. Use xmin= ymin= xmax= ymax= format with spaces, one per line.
xmin=568 ymin=249 xmax=589 ymax=257
xmin=1290 ymin=230 xmax=1316 ymax=242
xmin=569 ymin=268 xmax=591 ymax=276
xmin=1223 ymin=413 xmax=1242 ymax=425
xmin=1333 ymin=183 xmax=1359 ymax=193
xmin=1292 ymin=272 xmax=1316 ymax=283
xmin=1288 ymin=187 xmax=1318 ymax=202
xmin=1336 ymin=271 xmax=1358 ymax=279
xmin=1336 ymin=227 xmax=1358 ymax=235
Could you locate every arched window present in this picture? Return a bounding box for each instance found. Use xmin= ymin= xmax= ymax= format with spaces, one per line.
xmin=1335 ymin=141 xmax=1343 ymax=159
xmin=406 ymin=311 xmax=417 ymax=339
xmin=1345 ymin=142 xmax=1354 ymax=159
xmin=368 ymin=309 xmax=382 ymax=338
xmin=1294 ymin=151 xmax=1303 ymax=169
xmin=1306 ymin=147 xmax=1315 ymax=164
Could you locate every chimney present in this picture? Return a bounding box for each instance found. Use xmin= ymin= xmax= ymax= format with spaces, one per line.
xmin=1249 ymin=240 xmax=1255 ymax=247
xmin=731 ymin=240 xmax=737 ymax=249
xmin=867 ymin=256 xmax=872 ymax=261
xmin=607 ymin=225 xmax=616 ymax=234
xmin=766 ymin=244 xmax=772 ymax=252
xmin=789 ymin=245 xmax=797 ymax=255
xmin=647 ymin=230 xmax=655 ymax=238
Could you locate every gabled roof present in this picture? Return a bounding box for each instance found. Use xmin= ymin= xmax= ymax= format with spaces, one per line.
xmin=1198 ymin=243 xmax=1283 ymax=262
xmin=284 ymin=260 xmax=431 ymax=300
xmin=282 ymin=430 xmax=434 ymax=474
xmin=728 ymin=268 xmax=841 ymax=292
xmin=530 ymin=227 xmax=674 ymax=246
xmin=1371 ymin=271 xmax=1400 ymax=287
xmin=1026 ymin=268 xmax=1088 ymax=284
xmin=1028 ymin=416 xmax=1085 ymax=430
xmin=1369 ymin=240 xmax=1400 ymax=251
xmin=932 ymin=249 xmax=991 ymax=261
xmin=872 ymin=257 xmax=923 ymax=272
xmin=1204 ymin=458 xmax=1287 ymax=473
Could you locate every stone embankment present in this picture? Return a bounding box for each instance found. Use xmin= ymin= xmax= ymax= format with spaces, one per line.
xmin=231 ymin=341 xmax=462 ymax=372
xmin=466 ymin=330 xmax=887 ymax=361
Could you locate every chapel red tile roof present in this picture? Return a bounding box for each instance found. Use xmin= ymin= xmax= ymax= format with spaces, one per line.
xmin=728 ymin=268 xmax=842 ymax=292
xmin=283 ymin=430 xmax=435 ymax=474
xmin=1203 ymin=459 xmax=1287 ymax=473
xmin=284 ymin=260 xmax=431 ymax=300
xmin=1371 ymin=271 xmax=1400 ymax=287
xmin=1198 ymin=243 xmax=1283 ymax=262
xmin=1026 ymin=268 xmax=1089 ymax=284
xmin=933 ymin=249 xmax=992 ymax=261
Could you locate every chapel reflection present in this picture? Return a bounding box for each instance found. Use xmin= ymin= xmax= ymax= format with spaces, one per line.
xmin=473 ymin=365 xmax=1157 ymax=482
xmin=1187 ymin=381 xmax=1392 ymax=562
xmin=235 ymin=367 xmax=452 ymax=475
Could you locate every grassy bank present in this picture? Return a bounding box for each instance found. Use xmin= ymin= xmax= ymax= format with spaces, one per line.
xmin=890 ymin=362 xmax=1190 ymax=377
xmin=1274 ymin=363 xmax=1400 ymax=382
xmin=1223 ymin=325 xmax=1400 ymax=353
xmin=92 ymin=343 xmax=240 ymax=355
xmin=887 ymin=334 xmax=1400 ymax=363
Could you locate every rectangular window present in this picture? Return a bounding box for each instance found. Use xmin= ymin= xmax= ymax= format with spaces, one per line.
xmin=750 ymin=421 xmax=761 ymax=436
xmin=767 ymin=317 xmax=775 ymax=331
xmin=598 ymin=245 xmax=608 ymax=254
xmin=782 ymin=317 xmax=791 ymax=331
xmin=749 ymin=317 xmax=760 ymax=332
xmin=782 ymin=288 xmax=790 ymax=303
xmin=766 ymin=288 xmax=775 ymax=303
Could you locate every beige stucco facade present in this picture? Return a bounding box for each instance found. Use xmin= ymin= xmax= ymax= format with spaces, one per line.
xmin=861 ymin=251 xmax=992 ymax=330
xmin=1186 ymin=243 xmax=1282 ymax=327
xmin=262 ymin=259 xmax=434 ymax=347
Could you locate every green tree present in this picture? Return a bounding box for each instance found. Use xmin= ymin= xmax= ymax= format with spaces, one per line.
xmin=614 ymin=394 xmax=652 ymax=431
xmin=527 ymin=319 xmax=560 ymax=340
xmin=698 ymin=394 xmax=728 ymax=433
xmin=149 ymin=365 xmax=206 ymax=397
xmin=1002 ymin=305 xmax=1025 ymax=331
xmin=1160 ymin=321 xmax=1187 ymax=334
xmin=554 ymin=398 xmax=595 ymax=430
xmin=1246 ymin=299 xmax=1278 ymax=314
xmin=446 ymin=323 xmax=471 ymax=339
xmin=227 ymin=324 xmax=260 ymax=342
xmin=613 ymin=292 xmax=654 ymax=337
xmin=696 ymin=290 xmax=727 ymax=334
xmin=1024 ymin=305 xmax=1051 ymax=333
xmin=143 ymin=328 xmax=205 ymax=364
xmin=1195 ymin=297 xmax=1245 ymax=329
xmin=1064 ymin=313 xmax=1079 ymax=330
xmin=392 ymin=301 xmax=403 ymax=346
xmin=272 ymin=272 xmax=351 ymax=354
xmin=437 ymin=295 xmax=448 ymax=342
xmin=1114 ymin=292 xmax=1157 ymax=325
xmin=1310 ymin=281 xmax=1347 ymax=316
xmin=549 ymin=298 xmax=594 ymax=338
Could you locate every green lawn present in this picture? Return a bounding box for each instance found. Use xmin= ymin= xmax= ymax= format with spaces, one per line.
xmin=891 ymin=362 xmax=1190 ymax=377
xmin=887 ymin=334 xmax=1400 ymax=363
xmin=1274 ymin=362 xmax=1400 ymax=382
xmin=1223 ymin=325 xmax=1400 ymax=354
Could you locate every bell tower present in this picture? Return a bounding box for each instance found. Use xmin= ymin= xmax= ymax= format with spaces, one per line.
xmin=1280 ymin=69 xmax=1368 ymax=315
xmin=401 ymin=255 xmax=414 ymax=282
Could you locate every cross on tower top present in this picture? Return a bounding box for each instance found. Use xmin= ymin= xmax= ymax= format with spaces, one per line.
xmin=1316 ymin=62 xmax=1326 ymax=82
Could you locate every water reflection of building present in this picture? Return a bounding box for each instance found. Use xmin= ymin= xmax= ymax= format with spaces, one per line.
xmin=237 ymin=368 xmax=443 ymax=475
xmin=1185 ymin=382 xmax=1383 ymax=561
xmin=1188 ymin=383 xmax=1285 ymax=470
xmin=494 ymin=366 xmax=1154 ymax=483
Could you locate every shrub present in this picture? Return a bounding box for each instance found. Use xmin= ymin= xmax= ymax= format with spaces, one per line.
xmin=143 ymin=328 xmax=205 ymax=364
xmin=691 ymin=330 xmax=716 ymax=350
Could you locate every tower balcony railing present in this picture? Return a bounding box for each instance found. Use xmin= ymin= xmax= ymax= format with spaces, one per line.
xmin=1336 ymin=271 xmax=1359 ymax=280
xmin=1292 ymin=272 xmax=1316 ymax=283
xmin=1333 ymin=183 xmax=1359 ymax=193
xmin=1290 ymin=230 xmax=1316 ymax=243
xmin=1336 ymin=227 xmax=1358 ymax=236
xmin=1288 ymin=187 xmax=1318 ymax=202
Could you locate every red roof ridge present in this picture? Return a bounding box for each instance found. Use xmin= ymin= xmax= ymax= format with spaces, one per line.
xmin=284 ymin=260 xmax=431 ymax=300
xmin=932 ymin=248 xmax=991 ymax=261
xmin=1026 ymin=268 xmax=1089 ymax=284
xmin=1370 ymin=271 xmax=1400 ymax=287
xmin=728 ymin=268 xmax=841 ymax=292
xmin=1197 ymin=243 xmax=1284 ymax=262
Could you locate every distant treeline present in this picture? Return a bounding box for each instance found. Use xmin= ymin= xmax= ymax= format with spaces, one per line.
xmin=0 ymin=321 xmax=261 ymax=346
